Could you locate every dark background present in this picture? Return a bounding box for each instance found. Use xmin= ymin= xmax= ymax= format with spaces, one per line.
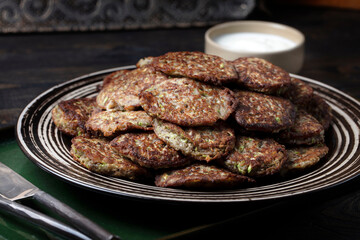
xmin=0 ymin=2 xmax=360 ymax=239
xmin=0 ymin=2 xmax=359 ymax=129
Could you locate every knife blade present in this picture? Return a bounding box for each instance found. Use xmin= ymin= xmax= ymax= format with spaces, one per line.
xmin=0 ymin=162 xmax=39 ymax=201
xmin=0 ymin=162 xmax=120 ymax=240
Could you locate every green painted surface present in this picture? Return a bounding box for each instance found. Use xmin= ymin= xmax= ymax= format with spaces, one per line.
xmin=0 ymin=138 xmax=169 ymax=240
xmin=0 ymin=133 xmax=246 ymax=240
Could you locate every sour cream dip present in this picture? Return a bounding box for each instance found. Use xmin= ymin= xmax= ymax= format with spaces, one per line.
xmin=214 ymin=32 xmax=296 ymax=53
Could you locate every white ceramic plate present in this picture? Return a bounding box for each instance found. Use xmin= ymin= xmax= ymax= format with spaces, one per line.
xmin=16 ymin=66 xmax=360 ymax=203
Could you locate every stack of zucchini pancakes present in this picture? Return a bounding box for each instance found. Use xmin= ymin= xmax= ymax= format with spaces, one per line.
xmin=52 ymin=51 xmax=332 ymax=189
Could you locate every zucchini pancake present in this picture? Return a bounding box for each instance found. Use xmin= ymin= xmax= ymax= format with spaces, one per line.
xmin=234 ymin=90 xmax=296 ymax=133
xmin=71 ymin=136 xmax=150 ymax=180
xmin=110 ymin=132 xmax=190 ymax=169
xmin=223 ymin=136 xmax=287 ymax=178
xmin=232 ymin=57 xmax=291 ymax=94
xmin=277 ymin=110 xmax=325 ymax=146
xmin=139 ymin=77 xmax=237 ymax=127
xmin=153 ymin=118 xmax=235 ymax=162
xmin=52 ymin=97 xmax=99 ymax=137
xmin=137 ymin=51 xmax=238 ymax=86
xmin=155 ymin=164 xmax=254 ymax=189
xmin=86 ymin=110 xmax=153 ymax=137
xmin=52 ymin=51 xmax=332 ymax=190
xmin=281 ymin=144 xmax=329 ymax=176
xmin=96 ymin=67 xmax=168 ymax=111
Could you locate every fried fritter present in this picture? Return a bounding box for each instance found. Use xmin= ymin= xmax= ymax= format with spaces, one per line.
xmin=110 ymin=132 xmax=190 ymax=169
xmin=223 ymin=136 xmax=287 ymax=177
xmin=51 ymin=97 xmax=99 ymax=136
xmin=140 ymin=78 xmax=237 ymax=127
xmin=86 ymin=110 xmax=153 ymax=137
xmin=277 ymin=110 xmax=325 ymax=146
xmin=303 ymin=94 xmax=332 ymax=131
xmin=281 ymin=144 xmax=329 ymax=175
xmin=234 ymin=90 xmax=296 ymax=133
xmin=155 ymin=164 xmax=255 ymax=189
xmin=137 ymin=51 xmax=238 ymax=85
xmin=153 ymin=118 xmax=235 ymax=162
xmin=70 ymin=136 xmax=150 ymax=180
xmin=96 ymin=67 xmax=168 ymax=110
xmin=281 ymin=77 xmax=314 ymax=106
xmin=101 ymin=69 xmax=130 ymax=88
xmin=232 ymin=57 xmax=291 ymax=94
xmin=51 ymin=51 xmax=333 ymax=190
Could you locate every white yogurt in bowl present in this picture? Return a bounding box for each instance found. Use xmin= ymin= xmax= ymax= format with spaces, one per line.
xmin=214 ymin=32 xmax=297 ymax=53
xmin=205 ymin=21 xmax=305 ymax=73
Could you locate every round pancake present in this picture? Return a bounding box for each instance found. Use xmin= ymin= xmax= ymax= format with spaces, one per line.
xmin=70 ymin=136 xmax=150 ymax=180
xmin=280 ymin=144 xmax=329 ymax=175
xmin=101 ymin=69 xmax=130 ymax=89
xmin=153 ymin=118 xmax=235 ymax=162
xmin=223 ymin=136 xmax=287 ymax=177
xmin=281 ymin=77 xmax=314 ymax=106
xmin=303 ymin=94 xmax=332 ymax=131
xmin=277 ymin=110 xmax=325 ymax=146
xmin=86 ymin=110 xmax=153 ymax=137
xmin=155 ymin=164 xmax=255 ymax=189
xmin=110 ymin=132 xmax=190 ymax=169
xmin=137 ymin=51 xmax=238 ymax=85
xmin=51 ymin=97 xmax=99 ymax=136
xmin=97 ymin=70 xmax=126 ymax=110
xmin=232 ymin=57 xmax=291 ymax=94
xmin=234 ymin=90 xmax=296 ymax=133
xmin=140 ymin=78 xmax=237 ymax=126
xmin=96 ymin=67 xmax=168 ymax=111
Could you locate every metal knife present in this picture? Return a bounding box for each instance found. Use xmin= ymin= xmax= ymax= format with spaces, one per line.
xmin=0 ymin=162 xmax=120 ymax=240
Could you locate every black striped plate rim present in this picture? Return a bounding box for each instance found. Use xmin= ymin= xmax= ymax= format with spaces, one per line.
xmin=16 ymin=66 xmax=360 ymax=203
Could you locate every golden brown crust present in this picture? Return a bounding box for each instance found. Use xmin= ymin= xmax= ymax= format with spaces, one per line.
xmin=232 ymin=57 xmax=291 ymax=94
xmin=281 ymin=77 xmax=314 ymax=106
xmin=223 ymin=136 xmax=287 ymax=177
xmin=153 ymin=119 xmax=235 ymax=162
xmin=70 ymin=136 xmax=150 ymax=180
xmin=96 ymin=67 xmax=168 ymax=110
xmin=110 ymin=133 xmax=190 ymax=169
xmin=140 ymin=51 xmax=238 ymax=85
xmin=51 ymin=97 xmax=99 ymax=136
xmin=234 ymin=90 xmax=296 ymax=133
xmin=155 ymin=164 xmax=255 ymax=188
xmin=86 ymin=110 xmax=153 ymax=137
xmin=281 ymin=144 xmax=329 ymax=175
xmin=140 ymin=78 xmax=238 ymax=127
xmin=101 ymin=69 xmax=130 ymax=89
xmin=50 ymin=52 xmax=332 ymax=190
xmin=277 ymin=110 xmax=325 ymax=145
xmin=303 ymin=95 xmax=332 ymax=131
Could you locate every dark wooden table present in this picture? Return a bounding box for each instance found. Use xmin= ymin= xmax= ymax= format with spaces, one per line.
xmin=1 ymin=4 xmax=360 ymax=129
xmin=1 ymin=3 xmax=360 ymax=240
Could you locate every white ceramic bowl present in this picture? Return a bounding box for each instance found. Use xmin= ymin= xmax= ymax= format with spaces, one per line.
xmin=205 ymin=21 xmax=305 ymax=73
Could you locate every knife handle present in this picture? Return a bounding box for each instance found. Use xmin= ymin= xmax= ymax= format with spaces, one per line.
xmin=0 ymin=195 xmax=91 ymax=240
xmin=33 ymin=190 xmax=120 ymax=240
